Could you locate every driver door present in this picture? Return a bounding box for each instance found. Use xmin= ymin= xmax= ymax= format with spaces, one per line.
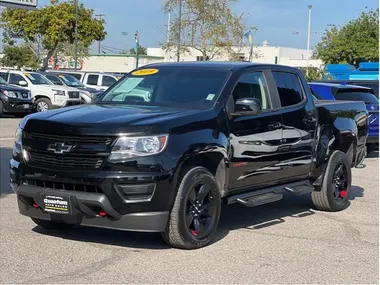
xmin=227 ymin=69 xmax=284 ymax=192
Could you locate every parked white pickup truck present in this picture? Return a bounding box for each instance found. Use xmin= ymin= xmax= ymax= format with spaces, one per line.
xmin=0 ymin=70 xmax=81 ymax=112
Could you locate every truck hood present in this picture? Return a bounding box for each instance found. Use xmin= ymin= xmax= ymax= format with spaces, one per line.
xmin=30 ymin=84 xmax=79 ymax=92
xmin=0 ymin=84 xmax=30 ymax=92
xmin=20 ymin=104 xmax=200 ymax=135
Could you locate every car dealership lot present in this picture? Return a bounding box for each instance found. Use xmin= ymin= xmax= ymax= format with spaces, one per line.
xmin=0 ymin=118 xmax=378 ymax=284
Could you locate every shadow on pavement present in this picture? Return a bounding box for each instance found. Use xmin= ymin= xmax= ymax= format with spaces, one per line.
xmin=0 ymin=147 xmax=13 ymax=197
xmin=31 ymin=185 xmax=365 ymax=250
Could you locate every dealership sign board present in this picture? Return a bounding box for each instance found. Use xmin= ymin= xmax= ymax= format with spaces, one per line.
xmin=0 ymin=0 xmax=37 ymax=9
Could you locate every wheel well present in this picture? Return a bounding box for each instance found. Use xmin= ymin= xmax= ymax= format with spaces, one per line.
xmin=179 ymin=153 xmax=227 ymax=197
xmin=332 ymin=137 xmax=356 ymax=167
xmin=34 ymin=95 xmax=51 ymax=101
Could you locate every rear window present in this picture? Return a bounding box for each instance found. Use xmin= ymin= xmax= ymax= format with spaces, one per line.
xmin=335 ymin=91 xmax=379 ymax=104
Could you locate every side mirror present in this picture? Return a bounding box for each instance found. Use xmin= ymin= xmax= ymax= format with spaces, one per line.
xmin=231 ymin=98 xmax=262 ymax=117
xmin=18 ymin=80 xmax=28 ymax=87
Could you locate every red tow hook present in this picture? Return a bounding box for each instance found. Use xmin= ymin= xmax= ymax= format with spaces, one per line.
xmin=98 ymin=210 xmax=107 ymax=217
xmin=32 ymin=202 xmax=39 ymax=208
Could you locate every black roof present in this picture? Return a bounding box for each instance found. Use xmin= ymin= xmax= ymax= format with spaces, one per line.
xmin=143 ymin=61 xmax=294 ymax=71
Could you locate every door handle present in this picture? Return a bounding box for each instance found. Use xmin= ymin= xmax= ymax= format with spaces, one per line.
xmin=268 ymin=121 xmax=282 ymax=130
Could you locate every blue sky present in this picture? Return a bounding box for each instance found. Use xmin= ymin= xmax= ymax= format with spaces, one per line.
xmin=36 ymin=0 xmax=378 ymax=54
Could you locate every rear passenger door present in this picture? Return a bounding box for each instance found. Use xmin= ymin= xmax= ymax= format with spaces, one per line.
xmin=270 ymin=70 xmax=317 ymax=183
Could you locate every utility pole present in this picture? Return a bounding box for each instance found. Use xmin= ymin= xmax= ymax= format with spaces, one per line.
xmin=167 ymin=10 xmax=171 ymax=44
xmin=306 ymin=4 xmax=312 ymax=77
xmin=95 ymin=14 xmax=105 ymax=54
xmin=177 ymin=0 xmax=183 ymax=62
xmin=74 ymin=0 xmax=78 ymax=70
xmin=135 ymin=30 xmax=139 ymax=69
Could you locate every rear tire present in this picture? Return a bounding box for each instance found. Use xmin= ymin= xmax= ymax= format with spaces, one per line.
xmin=311 ymin=150 xmax=351 ymax=212
xmin=35 ymin=98 xmax=52 ymax=112
xmin=0 ymin=100 xmax=3 ymax=117
xmin=161 ymin=166 xmax=221 ymax=249
xmin=366 ymin=143 xmax=378 ymax=154
xmin=31 ymin=218 xmax=74 ymax=230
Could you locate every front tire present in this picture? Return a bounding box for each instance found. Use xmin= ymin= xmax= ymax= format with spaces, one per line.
xmin=31 ymin=218 xmax=74 ymax=230
xmin=35 ymin=98 xmax=52 ymax=112
xmin=161 ymin=166 xmax=221 ymax=249
xmin=311 ymin=150 xmax=351 ymax=212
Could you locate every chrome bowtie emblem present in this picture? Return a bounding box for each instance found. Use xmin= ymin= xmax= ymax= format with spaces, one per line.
xmin=47 ymin=142 xmax=73 ymax=154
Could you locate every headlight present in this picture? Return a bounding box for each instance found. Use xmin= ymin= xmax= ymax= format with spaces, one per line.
xmin=81 ymin=91 xmax=92 ymax=98
xmin=15 ymin=127 xmax=22 ymax=145
xmin=108 ymin=135 xmax=168 ymax=161
xmin=3 ymin=90 xmax=17 ymax=98
xmin=52 ymin=89 xmax=65 ymax=96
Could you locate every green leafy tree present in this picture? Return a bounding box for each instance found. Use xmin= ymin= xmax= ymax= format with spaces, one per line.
xmin=0 ymin=0 xmax=106 ymax=70
xmin=0 ymin=45 xmax=38 ymax=69
xmin=299 ymin=66 xmax=331 ymax=81
xmin=314 ymin=8 xmax=379 ymax=66
xmin=129 ymin=46 xmax=147 ymax=55
xmin=162 ymin=0 xmax=254 ymax=60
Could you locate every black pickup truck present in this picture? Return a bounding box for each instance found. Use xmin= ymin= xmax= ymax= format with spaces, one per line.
xmin=10 ymin=62 xmax=368 ymax=249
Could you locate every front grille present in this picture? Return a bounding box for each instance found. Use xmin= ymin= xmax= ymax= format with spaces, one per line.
xmin=26 ymin=131 xmax=114 ymax=145
xmin=68 ymin=91 xmax=80 ymax=98
xmin=21 ymin=178 xmax=103 ymax=193
xmin=29 ymin=151 xmax=104 ymax=169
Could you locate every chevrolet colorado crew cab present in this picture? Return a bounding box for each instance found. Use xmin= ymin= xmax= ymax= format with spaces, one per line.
xmin=0 ymin=70 xmax=81 ymax=112
xmin=10 ymin=62 xmax=368 ymax=249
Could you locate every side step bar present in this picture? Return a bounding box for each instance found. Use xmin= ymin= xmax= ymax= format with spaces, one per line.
xmin=227 ymin=180 xmax=314 ymax=207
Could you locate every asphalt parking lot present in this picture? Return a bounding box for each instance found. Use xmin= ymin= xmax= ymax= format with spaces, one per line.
xmin=0 ymin=118 xmax=378 ymax=284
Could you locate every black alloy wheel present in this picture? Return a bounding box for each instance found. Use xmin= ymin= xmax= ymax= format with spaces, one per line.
xmin=185 ymin=182 xmax=218 ymax=239
xmin=332 ymin=162 xmax=349 ymax=201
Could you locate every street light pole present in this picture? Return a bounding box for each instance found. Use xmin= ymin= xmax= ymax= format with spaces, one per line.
xmin=74 ymin=0 xmax=78 ymax=71
xmin=306 ymin=4 xmax=312 ymax=77
xmin=177 ymin=0 xmax=182 ymax=62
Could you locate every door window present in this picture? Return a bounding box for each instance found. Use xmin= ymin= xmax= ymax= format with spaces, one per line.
xmin=86 ymin=74 xmax=99 ymax=86
xmin=272 ymin=71 xmax=304 ymax=107
xmin=9 ymin=73 xmax=25 ymax=85
xmin=102 ymin=75 xmax=117 ymax=87
xmin=45 ymin=75 xmax=63 ymax=85
xmin=232 ymin=71 xmax=271 ymax=110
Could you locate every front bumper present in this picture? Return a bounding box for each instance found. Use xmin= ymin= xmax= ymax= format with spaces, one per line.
xmin=53 ymin=99 xmax=81 ymax=108
xmin=15 ymin=185 xmax=169 ymax=232
xmin=2 ymin=98 xmax=34 ymax=113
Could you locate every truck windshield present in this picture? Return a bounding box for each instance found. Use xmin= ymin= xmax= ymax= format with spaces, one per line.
xmin=335 ymin=91 xmax=379 ymax=105
xmin=58 ymin=74 xmax=85 ymax=87
xmin=24 ymin=73 xmax=53 ymax=85
xmin=0 ymin=77 xmax=6 ymax=85
xmin=98 ymin=67 xmax=230 ymax=109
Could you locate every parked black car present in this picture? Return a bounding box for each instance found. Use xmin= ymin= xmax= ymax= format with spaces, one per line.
xmin=10 ymin=62 xmax=368 ymax=249
xmin=0 ymin=76 xmax=34 ymax=117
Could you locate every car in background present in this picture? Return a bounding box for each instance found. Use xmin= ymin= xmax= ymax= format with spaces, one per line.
xmin=317 ymin=79 xmax=379 ymax=98
xmin=40 ymin=72 xmax=103 ymax=104
xmin=0 ymin=70 xmax=81 ymax=112
xmin=0 ymin=76 xmax=34 ymax=117
xmin=46 ymin=70 xmax=120 ymax=91
xmin=309 ymin=82 xmax=378 ymax=153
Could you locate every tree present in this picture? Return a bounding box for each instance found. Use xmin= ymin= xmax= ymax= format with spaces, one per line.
xmin=298 ymin=66 xmax=331 ymax=82
xmin=0 ymin=0 xmax=106 ymax=70
xmin=162 ymin=0 xmax=253 ymax=60
xmin=0 ymin=45 xmax=38 ymax=69
xmin=314 ymin=8 xmax=379 ymax=66
xmin=129 ymin=46 xmax=147 ymax=55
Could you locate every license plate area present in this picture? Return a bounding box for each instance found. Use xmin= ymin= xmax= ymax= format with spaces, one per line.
xmin=41 ymin=194 xmax=71 ymax=215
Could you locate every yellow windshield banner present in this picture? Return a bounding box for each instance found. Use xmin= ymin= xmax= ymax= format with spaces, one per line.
xmin=131 ymin=68 xmax=159 ymax=76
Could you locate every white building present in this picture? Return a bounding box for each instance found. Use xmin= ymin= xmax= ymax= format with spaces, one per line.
xmin=0 ymin=40 xmax=323 ymax=73
xmin=147 ymin=40 xmax=322 ymax=69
